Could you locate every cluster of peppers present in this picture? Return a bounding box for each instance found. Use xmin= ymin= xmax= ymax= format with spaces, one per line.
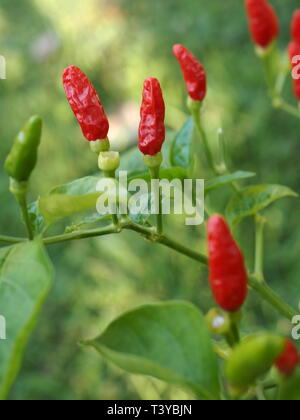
xmin=3 ymin=1 xmax=299 ymax=399
xmin=246 ymin=0 xmax=300 ymax=101
xmin=62 ymin=44 xmax=300 ymax=396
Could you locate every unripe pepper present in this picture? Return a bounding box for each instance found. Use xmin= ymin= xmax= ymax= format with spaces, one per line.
xmin=226 ymin=334 xmax=285 ymax=394
xmin=291 ymin=10 xmax=300 ymax=45
xmin=173 ymin=44 xmax=207 ymax=102
xmin=245 ymin=0 xmax=279 ymax=49
xmin=288 ymin=41 xmax=300 ymax=101
xmin=275 ymin=339 xmax=299 ymax=376
xmin=62 ymin=66 xmax=109 ymax=142
xmin=138 ymin=77 xmax=165 ymax=156
xmin=4 ymin=116 xmax=42 ymax=182
xmin=207 ymin=215 xmax=248 ymax=312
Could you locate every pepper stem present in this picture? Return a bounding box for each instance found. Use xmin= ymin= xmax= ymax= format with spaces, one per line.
xmin=143 ymin=153 xmax=163 ymax=235
xmin=9 ymin=179 xmax=34 ymax=240
xmin=188 ymin=99 xmax=219 ymax=174
xmin=254 ymin=214 xmax=266 ymax=282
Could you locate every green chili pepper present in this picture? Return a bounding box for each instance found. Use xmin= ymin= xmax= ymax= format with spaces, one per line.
xmin=226 ymin=334 xmax=285 ymax=396
xmin=4 ymin=116 xmax=42 ymax=182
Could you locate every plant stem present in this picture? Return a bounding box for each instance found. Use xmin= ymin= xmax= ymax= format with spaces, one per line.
xmin=43 ymin=224 xmax=120 ymax=245
xmin=261 ymin=49 xmax=277 ymax=99
xmin=9 ymin=179 xmax=34 ymax=240
xmin=42 ymin=221 xmax=296 ymax=320
xmin=190 ymin=106 xmax=218 ymax=174
xmin=149 ymin=166 xmax=163 ymax=235
xmin=15 ymin=193 xmax=34 ymax=240
xmin=276 ymin=100 xmax=300 ymax=120
xmin=158 ymin=235 xmax=208 ymax=264
xmin=103 ymin=170 xmax=119 ymax=227
xmin=124 ymin=221 xmax=208 ymax=264
xmin=0 ymin=235 xmax=26 ymax=244
xmin=254 ymin=215 xmax=266 ymax=282
xmin=249 ymin=275 xmax=297 ymax=320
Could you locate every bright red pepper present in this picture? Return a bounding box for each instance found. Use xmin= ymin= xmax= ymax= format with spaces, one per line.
xmin=62 ymin=66 xmax=109 ymax=142
xmin=138 ymin=77 xmax=166 ymax=156
xmin=291 ymin=10 xmax=300 ymax=44
xmin=288 ymin=42 xmax=300 ymax=101
xmin=173 ymin=44 xmax=207 ymax=102
xmin=275 ymin=340 xmax=299 ymax=376
xmin=245 ymin=0 xmax=279 ymax=48
xmin=207 ymin=215 xmax=248 ymax=313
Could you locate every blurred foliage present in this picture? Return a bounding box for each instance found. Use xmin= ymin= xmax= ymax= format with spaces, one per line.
xmin=0 ymin=0 xmax=299 ymax=400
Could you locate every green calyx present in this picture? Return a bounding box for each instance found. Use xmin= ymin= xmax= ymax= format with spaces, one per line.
xmin=4 ymin=116 xmax=42 ymax=182
xmin=9 ymin=178 xmax=29 ymax=197
xmin=90 ymin=138 xmax=110 ymax=154
xmin=98 ymin=151 xmax=120 ymax=173
xmin=226 ymin=334 xmax=285 ymax=396
xmin=206 ymin=308 xmax=231 ymax=335
xmin=187 ymin=96 xmax=202 ymax=115
xmin=143 ymin=152 xmax=163 ymax=169
xmin=255 ymin=41 xmax=276 ymax=59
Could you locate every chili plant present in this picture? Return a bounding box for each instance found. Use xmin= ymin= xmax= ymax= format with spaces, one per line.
xmin=0 ymin=1 xmax=300 ymax=401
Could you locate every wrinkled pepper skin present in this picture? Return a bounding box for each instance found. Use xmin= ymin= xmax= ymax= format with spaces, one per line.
xmin=226 ymin=334 xmax=285 ymax=391
xmin=245 ymin=0 xmax=279 ymax=48
xmin=173 ymin=44 xmax=207 ymax=101
xmin=207 ymin=215 xmax=248 ymax=312
xmin=291 ymin=10 xmax=300 ymax=45
xmin=4 ymin=116 xmax=42 ymax=182
xmin=288 ymin=41 xmax=300 ymax=100
xmin=138 ymin=77 xmax=165 ymax=156
xmin=62 ymin=66 xmax=109 ymax=142
xmin=275 ymin=340 xmax=299 ymax=376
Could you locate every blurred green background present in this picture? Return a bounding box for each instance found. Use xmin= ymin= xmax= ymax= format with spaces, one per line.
xmin=0 ymin=0 xmax=299 ymax=400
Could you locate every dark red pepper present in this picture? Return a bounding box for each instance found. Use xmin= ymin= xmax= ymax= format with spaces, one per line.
xmin=138 ymin=77 xmax=166 ymax=156
xmin=173 ymin=44 xmax=207 ymax=101
xmin=62 ymin=66 xmax=109 ymax=142
xmin=245 ymin=0 xmax=279 ymax=48
xmin=207 ymin=215 xmax=248 ymax=313
xmin=275 ymin=339 xmax=299 ymax=376
xmin=288 ymin=41 xmax=300 ymax=101
xmin=291 ymin=10 xmax=300 ymax=44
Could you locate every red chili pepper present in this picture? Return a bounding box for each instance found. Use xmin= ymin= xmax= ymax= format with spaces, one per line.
xmin=288 ymin=42 xmax=300 ymax=101
xmin=138 ymin=77 xmax=166 ymax=156
xmin=173 ymin=44 xmax=207 ymax=102
xmin=291 ymin=10 xmax=300 ymax=44
xmin=275 ymin=339 xmax=299 ymax=376
xmin=207 ymin=215 xmax=248 ymax=312
xmin=245 ymin=0 xmax=279 ymax=48
xmin=62 ymin=66 xmax=109 ymax=142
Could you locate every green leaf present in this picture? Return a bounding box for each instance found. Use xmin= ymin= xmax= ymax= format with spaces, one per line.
xmin=205 ymin=171 xmax=256 ymax=194
xmin=30 ymin=176 xmax=102 ymax=225
xmin=84 ymin=301 xmax=220 ymax=400
xmin=118 ymin=147 xmax=146 ymax=176
xmin=39 ymin=193 xmax=100 ymax=225
xmin=0 ymin=240 xmax=53 ymax=400
xmin=49 ymin=176 xmax=99 ymax=195
xmin=30 ymin=165 xmax=189 ymax=227
xmin=226 ymin=184 xmax=298 ymax=225
xmin=278 ymin=367 xmax=300 ymax=400
xmin=170 ymin=118 xmax=194 ymax=170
